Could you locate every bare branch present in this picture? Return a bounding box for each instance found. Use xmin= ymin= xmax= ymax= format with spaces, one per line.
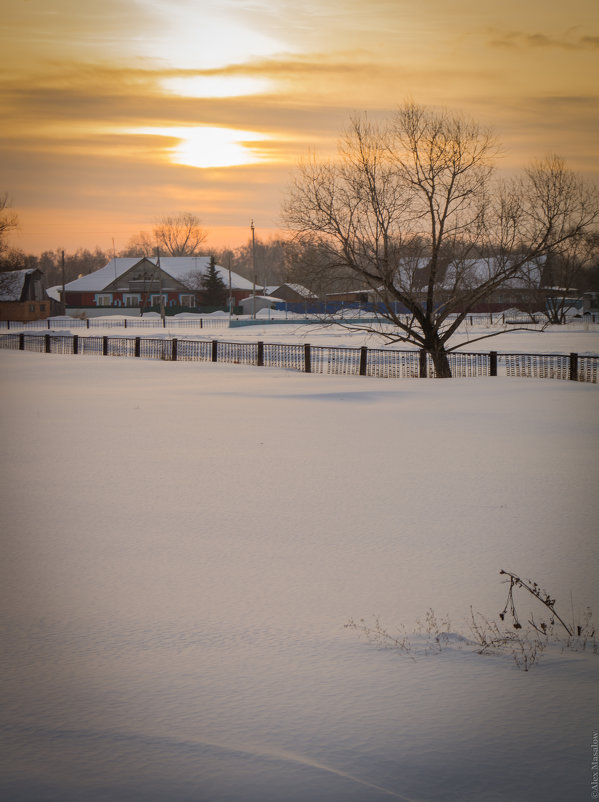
xmin=282 ymin=102 xmax=599 ymax=376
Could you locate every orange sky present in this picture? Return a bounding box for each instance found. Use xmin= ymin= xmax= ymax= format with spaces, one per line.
xmin=1 ymin=0 xmax=598 ymax=254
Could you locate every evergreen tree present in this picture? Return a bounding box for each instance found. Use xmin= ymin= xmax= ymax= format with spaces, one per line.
xmin=201 ymin=256 xmax=227 ymax=307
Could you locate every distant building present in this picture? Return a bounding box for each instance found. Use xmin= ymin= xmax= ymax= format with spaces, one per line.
xmin=239 ymin=295 xmax=284 ymax=315
xmin=0 ymin=268 xmax=54 ymax=321
xmin=267 ymin=283 xmax=317 ymax=303
xmin=63 ymin=256 xmax=254 ymax=316
xmin=326 ymin=257 xmax=548 ymax=313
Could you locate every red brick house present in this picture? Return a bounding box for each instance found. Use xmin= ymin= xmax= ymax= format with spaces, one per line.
xmin=64 ymin=256 xmax=254 ymax=316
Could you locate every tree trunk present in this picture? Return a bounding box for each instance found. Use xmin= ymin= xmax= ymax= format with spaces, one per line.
xmin=430 ymin=347 xmax=452 ymax=378
xmin=422 ymin=328 xmax=453 ymax=377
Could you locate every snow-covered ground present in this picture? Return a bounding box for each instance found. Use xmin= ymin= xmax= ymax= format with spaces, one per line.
xmin=1 ymin=341 xmax=598 ymax=801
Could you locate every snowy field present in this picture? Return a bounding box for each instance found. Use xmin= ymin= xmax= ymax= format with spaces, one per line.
xmin=26 ymin=313 xmax=599 ymax=356
xmin=1 ymin=334 xmax=598 ymax=801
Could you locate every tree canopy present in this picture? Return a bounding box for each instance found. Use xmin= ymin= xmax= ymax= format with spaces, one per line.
xmin=124 ymin=212 xmax=207 ymax=257
xmin=0 ymin=193 xmax=20 ymax=266
xmin=283 ymin=102 xmax=599 ymax=376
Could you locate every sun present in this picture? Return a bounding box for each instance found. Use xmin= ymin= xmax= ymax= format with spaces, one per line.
xmin=131 ymin=125 xmax=269 ymax=169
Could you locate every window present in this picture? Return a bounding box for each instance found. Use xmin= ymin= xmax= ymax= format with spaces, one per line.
xmin=151 ymin=294 xmax=167 ymax=308
xmin=96 ymin=294 xmax=112 ymax=306
xmin=124 ymin=294 xmax=141 ymax=307
xmin=180 ymin=294 xmax=196 ymax=307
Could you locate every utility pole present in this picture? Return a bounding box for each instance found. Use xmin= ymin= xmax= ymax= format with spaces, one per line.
xmin=61 ymin=250 xmax=65 ymax=313
xmin=156 ymin=247 xmax=165 ymax=323
xmin=251 ymin=219 xmax=256 ymax=319
xmin=228 ymin=253 xmax=232 ymax=320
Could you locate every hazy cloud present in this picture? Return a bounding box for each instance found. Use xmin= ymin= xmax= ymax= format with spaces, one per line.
xmin=3 ymin=0 xmax=598 ymax=252
xmin=488 ymin=28 xmax=599 ymax=51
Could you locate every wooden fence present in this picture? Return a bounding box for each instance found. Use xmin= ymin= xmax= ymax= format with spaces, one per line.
xmin=1 ymin=333 xmax=597 ymax=382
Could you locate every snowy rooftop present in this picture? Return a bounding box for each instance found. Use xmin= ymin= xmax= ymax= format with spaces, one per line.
xmin=0 ymin=268 xmax=35 ymax=302
xmin=65 ymin=257 xmax=255 ymax=292
xmin=272 ymin=282 xmax=317 ymax=298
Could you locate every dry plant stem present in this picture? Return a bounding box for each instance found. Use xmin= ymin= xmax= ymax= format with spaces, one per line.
xmin=344 ymin=617 xmax=415 ymax=659
xmin=346 ymin=573 xmax=595 ymax=672
xmin=499 ymin=569 xmax=573 ymax=636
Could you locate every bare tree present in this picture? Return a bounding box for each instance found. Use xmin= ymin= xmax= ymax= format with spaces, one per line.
xmin=519 ymin=232 xmax=598 ymax=323
xmin=0 ymin=193 xmax=19 ymax=259
xmin=121 ymin=230 xmax=155 ymax=258
xmin=123 ymin=212 xmax=207 ymax=257
xmin=153 ymin=212 xmax=207 ymax=256
xmin=213 ymin=237 xmax=289 ymax=287
xmin=283 ymin=103 xmax=599 ymax=376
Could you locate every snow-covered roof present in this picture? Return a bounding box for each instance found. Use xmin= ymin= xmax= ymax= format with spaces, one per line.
xmin=46 ymin=285 xmax=62 ymax=302
xmin=65 ymin=257 xmax=254 ymax=292
xmin=240 ymin=294 xmax=284 ymax=303
xmin=447 ymin=258 xmax=543 ymax=290
xmin=0 ymin=269 xmax=35 ymax=302
xmin=270 ymin=282 xmax=317 ymax=298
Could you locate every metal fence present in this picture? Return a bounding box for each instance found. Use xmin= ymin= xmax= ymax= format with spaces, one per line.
xmin=0 ymin=316 xmax=229 ymax=331
xmin=1 ymin=332 xmax=597 ymax=383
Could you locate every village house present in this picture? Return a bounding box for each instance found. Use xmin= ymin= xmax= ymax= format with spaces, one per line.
xmin=323 ymin=257 xmax=550 ymax=314
xmin=63 ymin=256 xmax=254 ymax=316
xmin=0 ymin=268 xmax=54 ymax=321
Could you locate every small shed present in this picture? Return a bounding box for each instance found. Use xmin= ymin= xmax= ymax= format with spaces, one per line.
xmin=239 ymin=295 xmax=284 ymax=315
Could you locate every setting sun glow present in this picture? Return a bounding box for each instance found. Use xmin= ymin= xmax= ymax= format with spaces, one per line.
xmin=131 ymin=125 xmax=269 ymax=169
xmin=2 ymin=0 xmax=597 ymax=253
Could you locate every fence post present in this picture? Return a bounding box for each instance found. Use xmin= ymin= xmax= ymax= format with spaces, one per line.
xmin=359 ymin=346 xmax=368 ymax=376
xmin=200 ymin=319 xmax=203 ymax=329
xmin=19 ymin=332 xmax=24 ymax=350
xmin=212 ymin=340 xmax=218 ymax=362
xmin=304 ymin=342 xmax=312 ymax=373
xmin=124 ymin=318 xmax=127 ymax=329
xmin=171 ymin=338 xmax=178 ymax=361
xmin=102 ymin=336 xmax=108 ymax=356
xmin=6 ymin=320 xmax=9 ymax=330
xmin=45 ymin=334 xmax=51 ymax=353
xmin=47 ymin=319 xmax=51 ymax=330
xmin=73 ymin=335 xmax=78 ymax=355
xmin=257 ymin=341 xmax=264 ymax=367
xmin=419 ymin=349 xmax=427 ymax=378
xmin=134 ymin=337 xmax=141 ymax=358
xmin=87 ymin=319 xmax=90 ymax=329
xmin=490 ymin=351 xmax=497 ymax=377
xmin=569 ymin=352 xmax=578 ymax=382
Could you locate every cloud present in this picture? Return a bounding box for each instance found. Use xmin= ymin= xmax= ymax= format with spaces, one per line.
xmin=488 ymin=28 xmax=599 ymax=51
xmin=4 ymin=0 xmax=598 ymax=253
